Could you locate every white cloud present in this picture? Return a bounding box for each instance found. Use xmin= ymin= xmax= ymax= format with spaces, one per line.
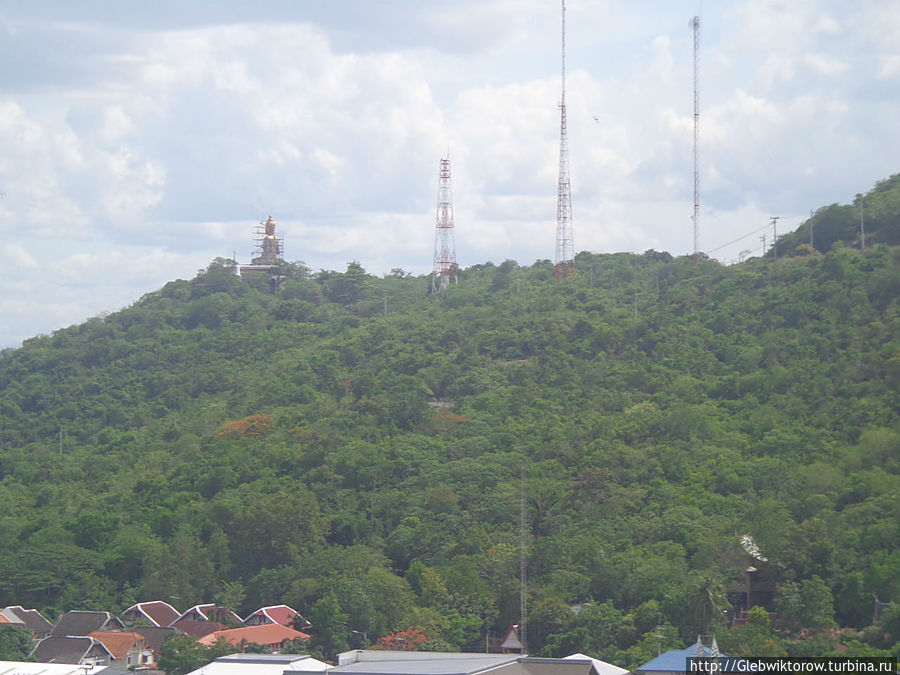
xmin=802 ymin=53 xmax=849 ymax=77
xmin=2 ymin=243 xmax=39 ymax=269
xmin=0 ymin=0 xmax=898 ymax=346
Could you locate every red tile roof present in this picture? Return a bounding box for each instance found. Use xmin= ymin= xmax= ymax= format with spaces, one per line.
xmin=171 ymin=618 xmax=228 ymax=638
xmin=176 ymin=604 xmax=242 ymax=624
xmin=197 ymin=623 xmax=310 ymax=650
xmin=124 ymin=601 xmax=181 ymax=627
xmin=244 ymin=604 xmax=299 ymax=626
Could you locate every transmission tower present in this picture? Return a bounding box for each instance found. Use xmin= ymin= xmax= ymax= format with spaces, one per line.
xmin=691 ymin=15 xmax=700 ymax=262
xmin=554 ymin=0 xmax=575 ymax=283
xmin=431 ymin=157 xmax=458 ymax=293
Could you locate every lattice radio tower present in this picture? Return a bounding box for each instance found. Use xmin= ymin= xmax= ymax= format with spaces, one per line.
xmin=691 ymin=15 xmax=701 ymax=262
xmin=431 ymin=157 xmax=458 ymax=293
xmin=554 ymin=0 xmax=575 ymax=283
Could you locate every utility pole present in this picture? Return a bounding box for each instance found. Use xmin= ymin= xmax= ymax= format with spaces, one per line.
xmin=858 ymin=196 xmax=866 ymax=250
xmin=519 ymin=464 xmax=528 ymax=654
xmin=809 ymin=209 xmax=814 ymax=249
xmin=760 ymin=234 xmax=766 ymax=257
xmin=770 ymin=216 xmax=780 ymax=261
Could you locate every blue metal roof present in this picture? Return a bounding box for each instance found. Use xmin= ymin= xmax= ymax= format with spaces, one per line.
xmin=637 ymin=646 xmax=734 ymax=673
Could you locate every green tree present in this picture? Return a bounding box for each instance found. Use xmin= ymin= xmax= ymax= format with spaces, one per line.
xmin=324 ymin=261 xmax=371 ymax=304
xmin=540 ymin=600 xmax=627 ymax=659
xmin=215 ymin=579 xmax=247 ymax=616
xmin=527 ymin=597 xmax=573 ymax=654
xmin=718 ymin=606 xmax=786 ymax=657
xmin=157 ymin=634 xmax=206 ymax=675
xmin=0 ymin=624 xmax=34 ymax=661
xmin=773 ymin=576 xmax=837 ymax=637
xmin=308 ymin=592 xmax=349 ymax=661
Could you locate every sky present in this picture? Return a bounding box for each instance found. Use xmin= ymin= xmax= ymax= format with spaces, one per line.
xmin=1 ymin=0 xmax=898 ymax=347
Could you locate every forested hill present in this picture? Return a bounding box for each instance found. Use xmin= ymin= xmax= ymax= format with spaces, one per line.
xmin=1 ymin=180 xmax=899 ymax=665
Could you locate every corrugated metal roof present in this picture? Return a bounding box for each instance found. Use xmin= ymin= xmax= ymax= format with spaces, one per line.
xmin=332 ymin=654 xmax=521 ymax=675
xmin=637 ymin=646 xmax=742 ymax=673
xmin=185 ymin=653 xmax=329 ymax=675
xmin=0 ymin=661 xmax=103 ymax=675
xmin=331 ymin=654 xmax=607 ymax=675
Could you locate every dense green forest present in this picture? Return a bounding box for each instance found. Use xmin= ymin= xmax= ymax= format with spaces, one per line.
xmin=1 ymin=175 xmax=899 ymax=667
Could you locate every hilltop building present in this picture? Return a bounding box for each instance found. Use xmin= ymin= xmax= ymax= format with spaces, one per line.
xmin=239 ymin=215 xmax=286 ymax=288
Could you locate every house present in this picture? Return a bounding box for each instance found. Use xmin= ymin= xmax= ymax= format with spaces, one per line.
xmin=122 ymin=600 xmax=181 ymax=627
xmin=499 ymin=624 xmax=524 ymax=653
xmin=196 ymin=623 xmax=310 ymax=652
xmin=330 ymin=650 xmax=602 ymax=675
xmin=726 ymin=535 xmax=784 ymax=620
xmin=0 ymin=661 xmax=127 ymax=675
xmin=175 ymin=604 xmax=242 ymax=625
xmin=636 ymin=641 xmax=743 ymax=675
xmin=1 ymin=605 xmax=54 ymax=639
xmin=243 ymin=604 xmax=309 ymax=629
xmin=564 ymin=653 xmax=629 ymax=675
xmin=169 ymin=604 xmax=241 ymax=639
xmin=185 ymin=652 xmax=329 ymax=675
xmin=131 ymin=624 xmax=178 ymax=663
xmin=30 ymin=635 xmax=115 ymax=667
xmin=50 ymin=610 xmax=125 ymax=636
xmin=91 ymin=630 xmax=156 ymax=670
xmin=171 ymin=618 xmax=229 ymax=639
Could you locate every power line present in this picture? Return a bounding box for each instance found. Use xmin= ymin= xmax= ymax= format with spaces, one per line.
xmin=706 ymin=221 xmax=772 ymax=255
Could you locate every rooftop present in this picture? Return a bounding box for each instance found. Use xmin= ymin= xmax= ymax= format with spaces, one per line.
xmin=197 ymin=623 xmax=310 ymax=648
xmin=332 ymin=651 xmax=600 ymax=675
xmin=185 ymin=652 xmax=329 ymax=675
xmin=123 ymin=600 xmax=180 ymax=627
xmin=89 ymin=631 xmax=146 ymax=660
xmin=50 ymin=610 xmax=122 ymax=637
xmin=637 ymin=646 xmax=743 ymax=673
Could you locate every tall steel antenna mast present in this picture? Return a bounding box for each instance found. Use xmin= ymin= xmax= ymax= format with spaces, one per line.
xmin=431 ymin=157 xmax=458 ymax=293
xmin=554 ymin=0 xmax=575 ymax=282
xmin=691 ymin=15 xmax=701 ymax=262
xmin=519 ymin=463 xmax=528 ymax=654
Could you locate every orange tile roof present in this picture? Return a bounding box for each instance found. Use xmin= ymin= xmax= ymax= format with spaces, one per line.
xmin=0 ymin=614 xmax=10 ymax=624
xmin=90 ymin=631 xmax=147 ymax=659
xmin=197 ymin=623 xmax=310 ymax=649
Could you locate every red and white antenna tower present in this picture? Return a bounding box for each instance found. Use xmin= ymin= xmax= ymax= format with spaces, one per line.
xmin=555 ymin=0 xmax=575 ymax=282
xmin=432 ymin=157 xmax=458 ymax=293
xmin=691 ymin=15 xmax=700 ymax=261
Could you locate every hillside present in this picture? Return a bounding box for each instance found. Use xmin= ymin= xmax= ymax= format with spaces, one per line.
xmin=1 ymin=180 xmax=899 ymax=665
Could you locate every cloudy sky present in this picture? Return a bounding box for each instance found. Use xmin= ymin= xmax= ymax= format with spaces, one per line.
xmin=1 ymin=0 xmax=898 ymax=347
